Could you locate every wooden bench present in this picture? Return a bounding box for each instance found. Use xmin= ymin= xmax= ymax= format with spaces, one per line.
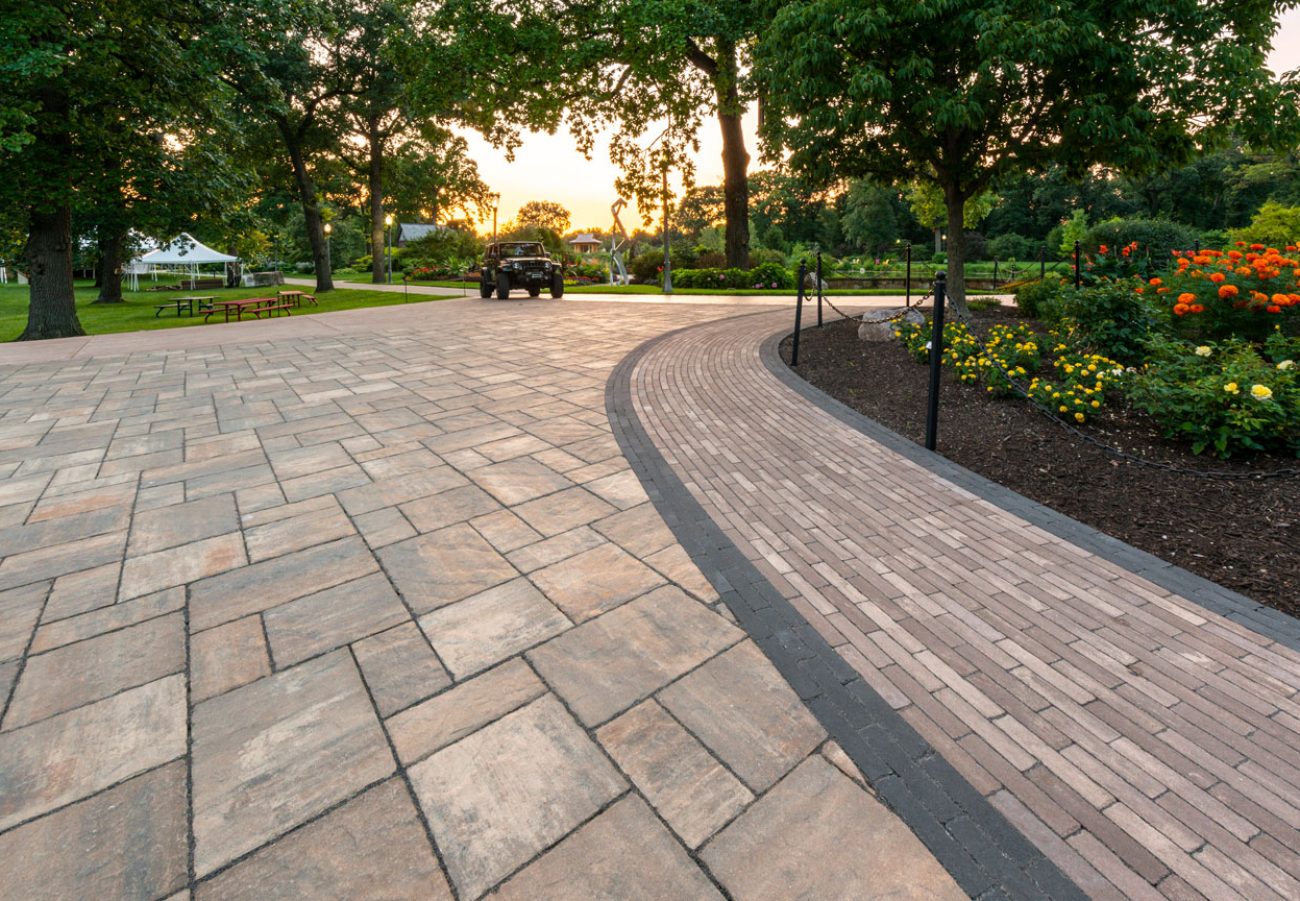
xmin=245 ymin=302 xmax=293 ymax=319
xmin=203 ymin=298 xmax=292 ymax=323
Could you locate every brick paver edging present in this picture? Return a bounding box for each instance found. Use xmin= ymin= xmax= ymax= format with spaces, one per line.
xmin=757 ymin=326 xmax=1300 ymax=655
xmin=607 ymin=328 xmax=1087 ymax=901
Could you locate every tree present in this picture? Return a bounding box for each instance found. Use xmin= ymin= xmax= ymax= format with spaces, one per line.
xmin=756 ymin=0 xmax=1300 ymax=316
xmin=1230 ymin=201 xmax=1300 ymax=246
xmin=515 ymin=201 xmax=572 ymax=235
xmin=906 ymin=183 xmax=996 ymax=255
xmin=841 ymin=181 xmax=900 ymax=256
xmin=385 ymin=131 xmax=492 ymax=227
xmin=0 ymin=0 xmax=226 ymax=338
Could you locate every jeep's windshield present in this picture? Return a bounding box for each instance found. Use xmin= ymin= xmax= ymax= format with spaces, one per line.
xmin=496 ymin=242 xmax=545 ymax=258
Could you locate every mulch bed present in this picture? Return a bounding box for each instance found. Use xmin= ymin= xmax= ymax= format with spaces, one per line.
xmin=780 ymin=309 xmax=1299 ymax=618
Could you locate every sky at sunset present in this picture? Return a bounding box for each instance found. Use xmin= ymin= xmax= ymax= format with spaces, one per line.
xmin=460 ymin=11 xmax=1300 ymax=235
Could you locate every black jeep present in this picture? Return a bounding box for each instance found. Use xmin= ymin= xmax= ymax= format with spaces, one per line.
xmin=479 ymin=242 xmax=564 ymax=299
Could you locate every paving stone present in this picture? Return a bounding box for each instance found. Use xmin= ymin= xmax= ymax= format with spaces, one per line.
xmin=407 ymin=694 xmax=626 ymax=899
xmin=119 ymin=531 xmax=247 ymax=601
xmin=0 ymin=658 xmax=17 ymax=705
xmin=4 ymin=612 xmax=185 ymax=729
xmin=267 ymin=443 xmax=352 ymax=480
xmin=196 ymin=778 xmax=451 ymax=901
xmin=0 ymin=761 xmax=188 ymax=901
xmin=360 ymin=447 xmax=443 ymax=480
xmin=27 ymin=482 xmax=134 ymax=523
xmin=353 ymin=506 xmax=417 ymax=549
xmin=530 ymin=542 xmax=665 ymax=622
xmin=243 ymin=501 xmax=355 ymax=562
xmin=646 ymin=543 xmax=720 ymax=601
xmin=702 ymin=757 xmax=966 ymax=901
xmin=583 ymin=469 xmax=649 ymax=510
xmin=495 ymin=794 xmax=722 ymax=901
xmin=191 ymin=650 xmax=395 ymax=876
xmin=336 ymin=466 xmax=468 ymax=516
xmin=0 ymin=674 xmax=186 ymax=831
xmin=42 ymin=561 xmax=120 ymax=621
xmin=191 ymin=615 xmax=271 ymax=702
xmin=597 ymin=699 xmax=753 ymax=848
xmin=468 ymin=457 xmax=574 ymax=505
xmin=511 ymin=487 xmax=617 ymax=538
xmin=400 ymin=484 xmax=501 ymax=533
xmin=29 ymin=587 xmax=183 ymax=654
xmin=504 ymin=525 xmax=605 ymax=573
xmin=476 ymin=433 xmax=552 ymax=462
xmin=387 ymin=658 xmax=547 ymax=764
xmin=353 ymin=621 xmax=450 ymax=717
xmin=264 ymin=572 xmax=409 ymax=667
xmin=189 ymin=536 xmax=378 ymax=631
xmin=0 ymin=531 xmax=126 ymax=592
xmin=419 ymin=578 xmax=571 ymax=679
xmin=0 ymin=581 xmax=47 ymax=662
xmin=128 ymin=493 xmax=239 ymax=557
xmin=279 ymin=464 xmax=371 ymax=502
xmin=379 ymin=524 xmax=517 ymax=615
xmin=469 ymin=509 xmax=542 ymax=553
xmin=592 ymin=502 xmax=677 ymax=558
xmin=135 ymin=482 xmax=186 ymax=512
xmin=659 ymin=641 xmax=825 ymax=792
xmin=528 ymin=585 xmax=741 ymax=726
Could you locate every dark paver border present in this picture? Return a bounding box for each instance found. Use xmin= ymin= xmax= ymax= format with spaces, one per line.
xmin=758 ymin=323 xmax=1300 ymax=654
xmin=607 ymin=323 xmax=1087 ymax=901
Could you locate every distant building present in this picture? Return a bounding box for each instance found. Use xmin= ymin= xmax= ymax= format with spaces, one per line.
xmin=567 ymin=233 xmax=603 ymax=254
xmin=398 ymin=223 xmax=446 ymax=246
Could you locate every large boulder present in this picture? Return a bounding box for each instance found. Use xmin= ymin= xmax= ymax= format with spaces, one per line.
xmin=858 ymin=306 xmax=924 ymax=342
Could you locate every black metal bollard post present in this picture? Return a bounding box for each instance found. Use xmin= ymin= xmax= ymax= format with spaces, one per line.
xmin=1073 ymin=240 xmax=1082 ymax=289
xmin=1040 ymin=245 xmax=1046 ymax=280
xmin=925 ymin=271 xmax=947 ymax=451
xmin=1194 ymin=239 xmax=1200 ymax=254
xmin=993 ymin=258 xmax=999 ymax=287
xmin=791 ymin=260 xmax=807 ymax=367
xmin=816 ymin=252 xmax=824 ymax=327
xmin=905 ymin=242 xmax=912 ymax=307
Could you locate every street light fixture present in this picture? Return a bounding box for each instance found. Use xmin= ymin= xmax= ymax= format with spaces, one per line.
xmin=323 ymin=222 xmax=332 ymax=276
xmin=491 ymin=193 xmax=500 ymax=245
xmin=384 ymin=213 xmax=394 ymax=284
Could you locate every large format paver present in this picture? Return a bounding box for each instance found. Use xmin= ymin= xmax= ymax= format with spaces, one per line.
xmin=0 ymin=297 xmax=955 ymax=900
xmin=628 ymin=308 xmax=1300 ymax=900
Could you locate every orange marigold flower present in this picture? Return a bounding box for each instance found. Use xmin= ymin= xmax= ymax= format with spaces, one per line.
xmin=1237 ymin=267 xmax=1252 ymax=277
xmin=1177 ymin=292 xmax=1196 ymax=303
xmin=1274 ymin=293 xmax=1291 ymax=306
xmin=1235 ymin=241 xmax=1246 ymax=247
xmin=1173 ymin=303 xmax=1189 ymax=315
xmin=1209 ymin=272 xmax=1226 ymax=283
xmin=1189 ymin=304 xmax=1205 ymax=313
xmin=1267 ymin=305 xmax=1282 ymax=313
xmin=1099 ymin=244 xmax=1109 ymax=253
xmin=1251 ymin=243 xmax=1265 ymax=251
xmin=1149 ymin=277 xmax=1161 ymax=286
xmin=1218 ymin=284 xmax=1239 ymax=298
xmin=1228 ymin=250 xmax=1243 ymax=260
xmin=1157 ymin=287 xmax=1170 ymax=294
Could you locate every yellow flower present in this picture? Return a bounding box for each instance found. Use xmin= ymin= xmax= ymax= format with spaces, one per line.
xmin=1074 ymin=412 xmax=1085 ymax=422
xmin=1251 ymin=384 xmax=1273 ymax=400
xmin=1058 ymin=405 xmax=1068 ymax=413
xmin=1224 ymin=382 xmax=1239 ymax=394
xmin=1194 ymin=346 xmax=1212 ymax=357
xmin=1091 ymin=400 xmax=1100 ymax=408
xmin=1280 ymin=360 xmax=1295 ymax=370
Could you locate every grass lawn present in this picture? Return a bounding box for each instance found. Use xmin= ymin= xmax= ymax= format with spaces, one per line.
xmin=0 ymin=282 xmax=455 ymax=341
xmin=563 ymin=284 xmax=997 ymax=297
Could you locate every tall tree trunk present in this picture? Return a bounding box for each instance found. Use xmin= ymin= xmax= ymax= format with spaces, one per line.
xmin=934 ymin=228 xmax=942 ymax=255
xmin=943 ymin=182 xmax=970 ymax=320
xmin=280 ymin=122 xmax=334 ymax=293
xmin=20 ymin=205 xmax=84 ymax=340
xmin=93 ymin=231 xmax=125 ymax=303
xmin=368 ymin=117 xmax=386 ymax=284
xmin=715 ymin=44 xmax=749 ymax=269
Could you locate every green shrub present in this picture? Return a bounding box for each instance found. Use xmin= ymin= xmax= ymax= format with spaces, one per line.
xmin=1128 ymin=337 xmax=1300 ymax=456
xmin=932 ymin=251 xmax=947 ymax=264
xmin=1229 ymin=201 xmax=1300 ymax=248
xmin=749 ymin=262 xmax=794 ymax=289
xmin=673 ymin=264 xmax=793 ymax=290
xmin=988 ymin=234 xmax=1037 ymax=262
xmin=1084 ymin=218 xmax=1198 ymax=265
xmin=1054 ymin=282 xmax=1163 ymax=363
xmin=1014 ymin=279 xmax=1068 ymax=319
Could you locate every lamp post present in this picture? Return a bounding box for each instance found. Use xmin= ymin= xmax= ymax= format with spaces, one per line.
xmin=491 ymin=193 xmax=500 ymax=245
xmin=323 ymin=222 xmax=332 ymax=277
xmin=661 ymin=164 xmax=672 ymax=294
xmin=384 ymin=213 xmax=394 ymax=284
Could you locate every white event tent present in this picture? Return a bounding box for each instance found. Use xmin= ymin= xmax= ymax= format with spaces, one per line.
xmin=126 ymin=233 xmax=238 ymax=290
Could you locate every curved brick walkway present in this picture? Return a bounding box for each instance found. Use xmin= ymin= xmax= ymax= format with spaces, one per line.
xmin=625 ymin=310 xmax=1300 ymax=901
xmin=0 ymin=298 xmax=962 ymax=901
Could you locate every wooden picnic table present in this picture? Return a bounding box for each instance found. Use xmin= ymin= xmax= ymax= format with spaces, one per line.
xmin=277 ymin=290 xmax=318 ymax=307
xmin=203 ymin=297 xmax=292 ymax=324
xmin=154 ymin=295 xmax=213 ymax=318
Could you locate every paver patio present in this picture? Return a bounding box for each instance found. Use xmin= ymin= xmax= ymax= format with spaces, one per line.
xmin=3 ymin=292 xmax=1297 ymax=900
xmin=0 ymin=298 xmax=962 ymax=900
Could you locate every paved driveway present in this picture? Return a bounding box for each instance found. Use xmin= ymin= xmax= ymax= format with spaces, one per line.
xmin=0 ymin=299 xmax=960 ymax=900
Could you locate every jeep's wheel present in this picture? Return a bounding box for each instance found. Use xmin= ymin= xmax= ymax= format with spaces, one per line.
xmin=496 ymin=272 xmax=510 ymax=300
xmin=527 ymin=287 xmax=541 ymax=298
xmin=550 ymin=272 xmax=564 ymax=299
xmin=479 ymin=279 xmax=493 ymax=298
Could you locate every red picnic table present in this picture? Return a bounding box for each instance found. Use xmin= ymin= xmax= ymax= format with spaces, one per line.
xmin=203 ymin=297 xmax=293 ymax=324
